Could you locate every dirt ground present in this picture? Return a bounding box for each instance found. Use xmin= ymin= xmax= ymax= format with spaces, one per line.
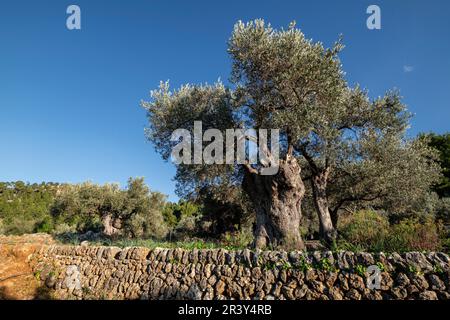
xmin=0 ymin=234 xmax=55 ymax=300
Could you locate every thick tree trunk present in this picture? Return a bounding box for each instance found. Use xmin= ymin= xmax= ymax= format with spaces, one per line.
xmin=242 ymin=156 xmax=305 ymax=250
xmin=311 ymin=170 xmax=337 ymax=245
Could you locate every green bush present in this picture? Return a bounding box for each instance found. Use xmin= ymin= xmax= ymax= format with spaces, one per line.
xmin=442 ymin=237 xmax=450 ymax=253
xmin=51 ymin=182 xmax=117 ymax=233
xmin=35 ymin=216 xmax=54 ymax=233
xmin=337 ymin=210 xmax=443 ymax=252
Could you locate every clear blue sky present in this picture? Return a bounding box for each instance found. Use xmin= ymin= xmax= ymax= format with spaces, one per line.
xmin=1 ymin=0 xmax=449 ymax=201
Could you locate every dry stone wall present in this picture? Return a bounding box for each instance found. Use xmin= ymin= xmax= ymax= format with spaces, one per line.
xmin=31 ymin=245 xmax=450 ymax=300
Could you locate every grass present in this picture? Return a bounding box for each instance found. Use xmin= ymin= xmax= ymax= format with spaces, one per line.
xmin=355 ymin=264 xmax=367 ymax=277
xmin=55 ymin=235 xmax=246 ymax=250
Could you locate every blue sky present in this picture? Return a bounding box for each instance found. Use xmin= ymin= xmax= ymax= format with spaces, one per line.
xmin=1 ymin=0 xmax=449 ymax=201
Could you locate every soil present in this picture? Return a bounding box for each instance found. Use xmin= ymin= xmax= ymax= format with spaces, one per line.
xmin=0 ymin=234 xmax=54 ymax=300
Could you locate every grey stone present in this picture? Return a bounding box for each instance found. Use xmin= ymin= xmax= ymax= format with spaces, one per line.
xmin=428 ymin=274 xmax=445 ymax=291
xmin=418 ymin=290 xmax=438 ymax=300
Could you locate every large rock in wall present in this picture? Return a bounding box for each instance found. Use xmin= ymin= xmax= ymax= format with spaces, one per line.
xmin=30 ymin=245 xmax=450 ymax=300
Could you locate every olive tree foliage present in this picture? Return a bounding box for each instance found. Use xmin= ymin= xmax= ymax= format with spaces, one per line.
xmin=145 ymin=82 xmax=237 ymax=199
xmin=142 ymin=20 xmax=440 ymax=248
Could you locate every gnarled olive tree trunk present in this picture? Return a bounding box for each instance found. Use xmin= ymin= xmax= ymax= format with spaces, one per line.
xmin=311 ymin=169 xmax=337 ymax=245
xmin=102 ymin=214 xmax=122 ymax=237
xmin=243 ymin=157 xmax=305 ymax=250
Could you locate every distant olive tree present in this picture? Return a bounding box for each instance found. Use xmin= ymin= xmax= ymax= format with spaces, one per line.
xmin=52 ymin=178 xmax=168 ymax=239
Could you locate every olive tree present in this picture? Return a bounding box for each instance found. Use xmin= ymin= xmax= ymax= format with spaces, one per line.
xmin=144 ymin=20 xmax=347 ymax=249
xmin=317 ymin=132 xmax=441 ymax=229
xmin=142 ymin=20 xmax=440 ymax=249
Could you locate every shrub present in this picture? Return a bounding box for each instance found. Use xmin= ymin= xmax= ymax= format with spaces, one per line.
xmin=161 ymin=203 xmax=179 ymax=228
xmin=126 ymin=211 xmax=168 ymax=239
xmin=171 ymin=214 xmax=202 ymax=240
xmin=435 ymin=197 xmax=450 ymax=225
xmin=51 ymin=182 xmax=115 ymax=233
xmin=35 ymin=216 xmax=54 ymax=233
xmin=442 ymin=237 xmax=450 ymax=254
xmin=0 ymin=216 xmax=37 ymax=235
xmin=338 ymin=210 xmax=443 ymax=252
xmin=386 ymin=216 xmax=442 ymax=252
xmin=52 ymin=222 xmax=77 ymax=235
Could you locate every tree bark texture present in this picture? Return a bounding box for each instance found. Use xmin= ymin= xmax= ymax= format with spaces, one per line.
xmin=243 ymin=157 xmax=306 ymax=250
xmin=311 ymin=169 xmax=337 ymax=245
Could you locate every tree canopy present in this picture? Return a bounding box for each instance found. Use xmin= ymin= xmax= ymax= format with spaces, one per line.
xmin=141 ymin=20 xmax=440 ymax=248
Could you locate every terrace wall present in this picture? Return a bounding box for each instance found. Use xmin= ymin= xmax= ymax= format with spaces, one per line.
xmin=31 ymin=245 xmax=450 ymax=300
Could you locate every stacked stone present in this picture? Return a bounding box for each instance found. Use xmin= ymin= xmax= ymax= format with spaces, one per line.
xmin=31 ymin=245 xmax=450 ymax=300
